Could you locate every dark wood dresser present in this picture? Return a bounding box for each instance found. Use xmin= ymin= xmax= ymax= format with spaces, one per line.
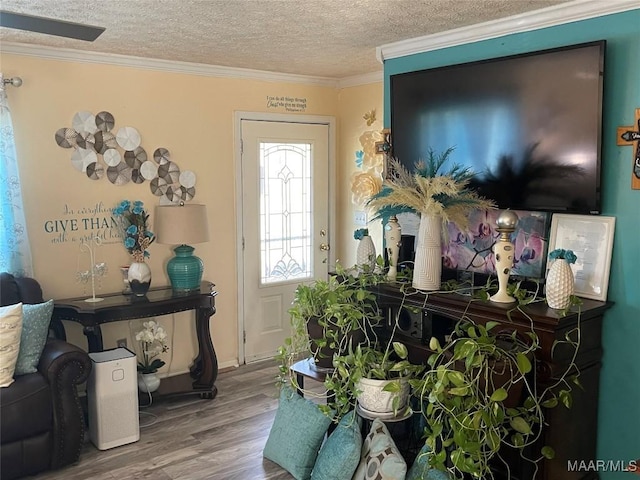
xmin=373 ymin=283 xmax=609 ymax=480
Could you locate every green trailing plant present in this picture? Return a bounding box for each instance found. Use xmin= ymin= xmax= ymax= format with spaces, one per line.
xmin=409 ymin=279 xmax=585 ymax=479
xmin=411 ymin=320 xmax=542 ymax=479
xmin=276 ymin=261 xmax=386 ymax=387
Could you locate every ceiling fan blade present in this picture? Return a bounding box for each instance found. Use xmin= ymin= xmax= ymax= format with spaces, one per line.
xmin=0 ymin=10 xmax=105 ymax=42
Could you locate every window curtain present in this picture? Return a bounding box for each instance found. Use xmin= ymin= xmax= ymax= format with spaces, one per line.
xmin=0 ymin=75 xmax=32 ymax=276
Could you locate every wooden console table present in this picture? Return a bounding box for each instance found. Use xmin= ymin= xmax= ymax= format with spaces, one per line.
xmin=373 ymin=283 xmax=610 ymax=480
xmin=51 ymin=282 xmax=219 ymax=400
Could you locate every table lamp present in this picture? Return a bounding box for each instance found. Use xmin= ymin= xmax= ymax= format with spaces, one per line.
xmin=490 ymin=210 xmax=518 ymax=303
xmin=155 ymin=203 xmax=209 ymax=292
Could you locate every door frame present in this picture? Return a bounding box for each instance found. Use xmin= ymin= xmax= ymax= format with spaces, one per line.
xmin=234 ymin=111 xmax=337 ymax=365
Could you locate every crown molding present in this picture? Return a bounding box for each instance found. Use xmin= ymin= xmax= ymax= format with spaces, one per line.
xmin=377 ymin=0 xmax=639 ymax=63
xmin=0 ymin=42 xmax=340 ymax=87
xmin=337 ymin=70 xmax=383 ymax=89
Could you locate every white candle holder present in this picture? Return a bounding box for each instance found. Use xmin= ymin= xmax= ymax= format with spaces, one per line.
xmin=490 ymin=210 xmax=518 ymax=304
xmin=77 ymin=235 xmax=107 ymax=303
xmin=385 ymin=216 xmax=402 ymax=281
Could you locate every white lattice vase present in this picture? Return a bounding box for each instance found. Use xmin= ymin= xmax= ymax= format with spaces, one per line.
xmin=356 ymin=236 xmax=376 ymax=272
xmin=546 ymin=258 xmax=574 ymax=309
xmin=413 ymin=214 xmax=442 ymax=291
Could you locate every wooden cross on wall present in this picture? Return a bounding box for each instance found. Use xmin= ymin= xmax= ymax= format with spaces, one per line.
xmin=617 ymin=107 xmax=640 ymax=190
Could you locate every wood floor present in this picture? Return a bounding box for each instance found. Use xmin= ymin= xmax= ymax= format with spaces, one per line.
xmin=35 ymin=360 xmax=326 ymax=480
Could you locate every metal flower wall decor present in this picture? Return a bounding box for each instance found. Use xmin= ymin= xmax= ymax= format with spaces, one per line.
xmin=350 ymin=109 xmax=385 ymax=207
xmin=55 ymin=110 xmax=198 ymax=203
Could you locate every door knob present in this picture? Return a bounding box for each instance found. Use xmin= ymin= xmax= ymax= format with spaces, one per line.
xmin=319 ymin=243 xmax=330 ymax=251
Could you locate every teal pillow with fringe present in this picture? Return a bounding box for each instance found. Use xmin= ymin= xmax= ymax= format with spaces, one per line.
xmin=311 ymin=410 xmax=362 ymax=480
xmin=263 ymin=386 xmax=333 ymax=480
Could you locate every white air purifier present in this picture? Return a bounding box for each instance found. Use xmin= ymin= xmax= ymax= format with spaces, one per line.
xmin=87 ymin=347 xmax=140 ymax=450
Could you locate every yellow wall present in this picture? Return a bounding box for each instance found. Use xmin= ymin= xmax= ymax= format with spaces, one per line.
xmin=336 ymin=83 xmax=384 ymax=265
xmin=0 ymin=52 xmax=382 ymax=372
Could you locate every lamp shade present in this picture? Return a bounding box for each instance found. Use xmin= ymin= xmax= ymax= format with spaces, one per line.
xmin=154 ymin=204 xmax=209 ymax=246
xmin=154 ymin=204 xmax=209 ymax=291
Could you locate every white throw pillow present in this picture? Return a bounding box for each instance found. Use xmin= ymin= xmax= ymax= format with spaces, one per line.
xmin=0 ymin=303 xmax=23 ymax=388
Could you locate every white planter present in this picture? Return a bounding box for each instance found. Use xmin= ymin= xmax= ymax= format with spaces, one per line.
xmin=356 ymin=235 xmax=376 ymax=271
xmin=412 ymin=214 xmax=442 ymax=291
xmin=138 ymin=372 xmax=160 ymax=393
xmin=128 ymin=262 xmax=151 ymax=296
xmin=356 ymin=377 xmax=409 ymax=414
xmin=546 ymin=258 xmax=574 ymax=309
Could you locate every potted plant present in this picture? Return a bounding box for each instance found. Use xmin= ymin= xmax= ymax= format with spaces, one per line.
xmin=324 ymin=339 xmax=424 ymax=421
xmin=367 ymin=148 xmax=495 ymax=291
xmin=277 ymin=263 xmax=385 ymax=378
xmin=135 ymin=319 xmax=169 ymax=393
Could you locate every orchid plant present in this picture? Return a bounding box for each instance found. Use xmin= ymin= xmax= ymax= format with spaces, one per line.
xmin=135 ymin=320 xmax=169 ymax=374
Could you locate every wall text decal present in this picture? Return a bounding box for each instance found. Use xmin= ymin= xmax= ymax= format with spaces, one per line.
xmin=43 ymin=202 xmax=121 ymax=245
xmin=266 ymin=95 xmax=307 ymax=112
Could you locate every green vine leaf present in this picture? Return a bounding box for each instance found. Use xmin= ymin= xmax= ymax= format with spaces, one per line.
xmin=516 ymin=352 xmax=532 ymax=374
xmin=490 ymin=388 xmax=508 ymax=403
xmin=559 ymin=390 xmax=573 ymax=409
xmin=541 ymin=446 xmax=556 ymax=459
xmin=510 ymin=417 xmax=532 ymax=435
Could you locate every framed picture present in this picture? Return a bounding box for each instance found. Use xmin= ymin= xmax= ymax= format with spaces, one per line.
xmin=443 ymin=209 xmax=550 ymax=280
xmin=548 ymin=214 xmax=616 ymax=301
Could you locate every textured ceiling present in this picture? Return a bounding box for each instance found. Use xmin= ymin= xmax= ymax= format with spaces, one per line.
xmin=0 ymin=0 xmax=573 ymax=79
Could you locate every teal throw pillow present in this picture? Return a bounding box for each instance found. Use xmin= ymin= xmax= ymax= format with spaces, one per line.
xmin=407 ymin=443 xmax=451 ymax=480
xmin=353 ymin=418 xmax=407 ymax=480
xmin=263 ymin=386 xmax=333 ymax=480
xmin=14 ymin=300 xmax=54 ymax=375
xmin=311 ymin=410 xmax=362 ymax=480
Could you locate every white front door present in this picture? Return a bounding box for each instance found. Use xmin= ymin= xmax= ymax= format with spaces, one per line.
xmin=238 ymin=116 xmax=333 ymax=363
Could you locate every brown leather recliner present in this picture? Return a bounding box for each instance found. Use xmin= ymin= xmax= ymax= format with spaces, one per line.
xmin=0 ymin=273 xmax=92 ymax=480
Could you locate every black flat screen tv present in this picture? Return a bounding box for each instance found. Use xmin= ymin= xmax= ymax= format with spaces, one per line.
xmin=390 ymin=40 xmax=606 ymax=214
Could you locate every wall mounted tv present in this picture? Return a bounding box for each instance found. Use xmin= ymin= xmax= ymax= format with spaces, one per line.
xmin=390 ymin=40 xmax=605 ymax=214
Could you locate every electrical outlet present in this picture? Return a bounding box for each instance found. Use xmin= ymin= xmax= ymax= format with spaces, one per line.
xmin=116 ymin=338 xmax=127 ymax=348
xmin=354 ymin=210 xmax=367 ymax=227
